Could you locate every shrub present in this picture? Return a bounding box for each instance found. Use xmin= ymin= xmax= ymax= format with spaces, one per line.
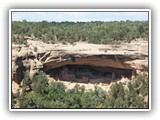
xmin=18 ymin=72 xmax=148 ymax=108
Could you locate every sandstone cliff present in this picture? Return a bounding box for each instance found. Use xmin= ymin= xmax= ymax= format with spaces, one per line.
xmin=12 ymin=40 xmax=148 ymax=85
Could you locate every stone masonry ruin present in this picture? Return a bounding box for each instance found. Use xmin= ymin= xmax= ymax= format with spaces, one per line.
xmin=45 ymin=65 xmax=133 ymax=84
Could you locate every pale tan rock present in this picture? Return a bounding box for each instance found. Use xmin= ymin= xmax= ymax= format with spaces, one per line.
xmin=12 ymin=40 xmax=148 ymax=86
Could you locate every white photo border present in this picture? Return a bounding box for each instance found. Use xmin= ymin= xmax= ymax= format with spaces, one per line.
xmin=9 ymin=9 xmax=151 ymax=111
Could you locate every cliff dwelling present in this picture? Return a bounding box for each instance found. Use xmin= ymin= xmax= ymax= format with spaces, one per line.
xmin=45 ymin=65 xmax=133 ymax=84
xmin=12 ymin=40 xmax=147 ymax=86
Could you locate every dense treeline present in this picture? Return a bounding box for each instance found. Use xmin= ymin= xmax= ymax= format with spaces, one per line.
xmin=12 ymin=72 xmax=148 ymax=108
xmin=12 ymin=20 xmax=148 ymax=45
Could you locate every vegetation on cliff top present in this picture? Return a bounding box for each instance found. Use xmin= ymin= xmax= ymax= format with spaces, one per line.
xmin=12 ymin=20 xmax=148 ymax=45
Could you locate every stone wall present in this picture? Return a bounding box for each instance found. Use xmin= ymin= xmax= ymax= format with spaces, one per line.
xmin=47 ymin=65 xmax=133 ymax=84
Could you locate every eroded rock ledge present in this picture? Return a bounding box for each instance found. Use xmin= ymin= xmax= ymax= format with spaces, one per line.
xmin=12 ymin=40 xmax=148 ymax=84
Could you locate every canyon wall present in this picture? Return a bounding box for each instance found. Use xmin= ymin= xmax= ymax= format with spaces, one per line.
xmin=12 ymin=40 xmax=148 ymax=84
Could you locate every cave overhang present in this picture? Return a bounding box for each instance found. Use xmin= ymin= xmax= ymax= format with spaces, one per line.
xmin=43 ymin=55 xmax=135 ymax=71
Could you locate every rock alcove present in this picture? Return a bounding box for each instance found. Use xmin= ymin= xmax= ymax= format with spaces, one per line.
xmin=12 ymin=41 xmax=147 ymax=85
xmin=44 ymin=64 xmax=133 ymax=84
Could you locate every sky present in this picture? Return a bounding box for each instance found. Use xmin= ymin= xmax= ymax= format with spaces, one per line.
xmin=12 ymin=11 xmax=148 ymax=22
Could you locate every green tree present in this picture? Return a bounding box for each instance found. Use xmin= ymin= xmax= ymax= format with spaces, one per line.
xmin=12 ymin=21 xmax=149 ymax=45
xmin=32 ymin=72 xmax=49 ymax=94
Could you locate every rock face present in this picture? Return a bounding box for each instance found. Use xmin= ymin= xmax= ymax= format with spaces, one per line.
xmin=12 ymin=40 xmax=148 ymax=84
